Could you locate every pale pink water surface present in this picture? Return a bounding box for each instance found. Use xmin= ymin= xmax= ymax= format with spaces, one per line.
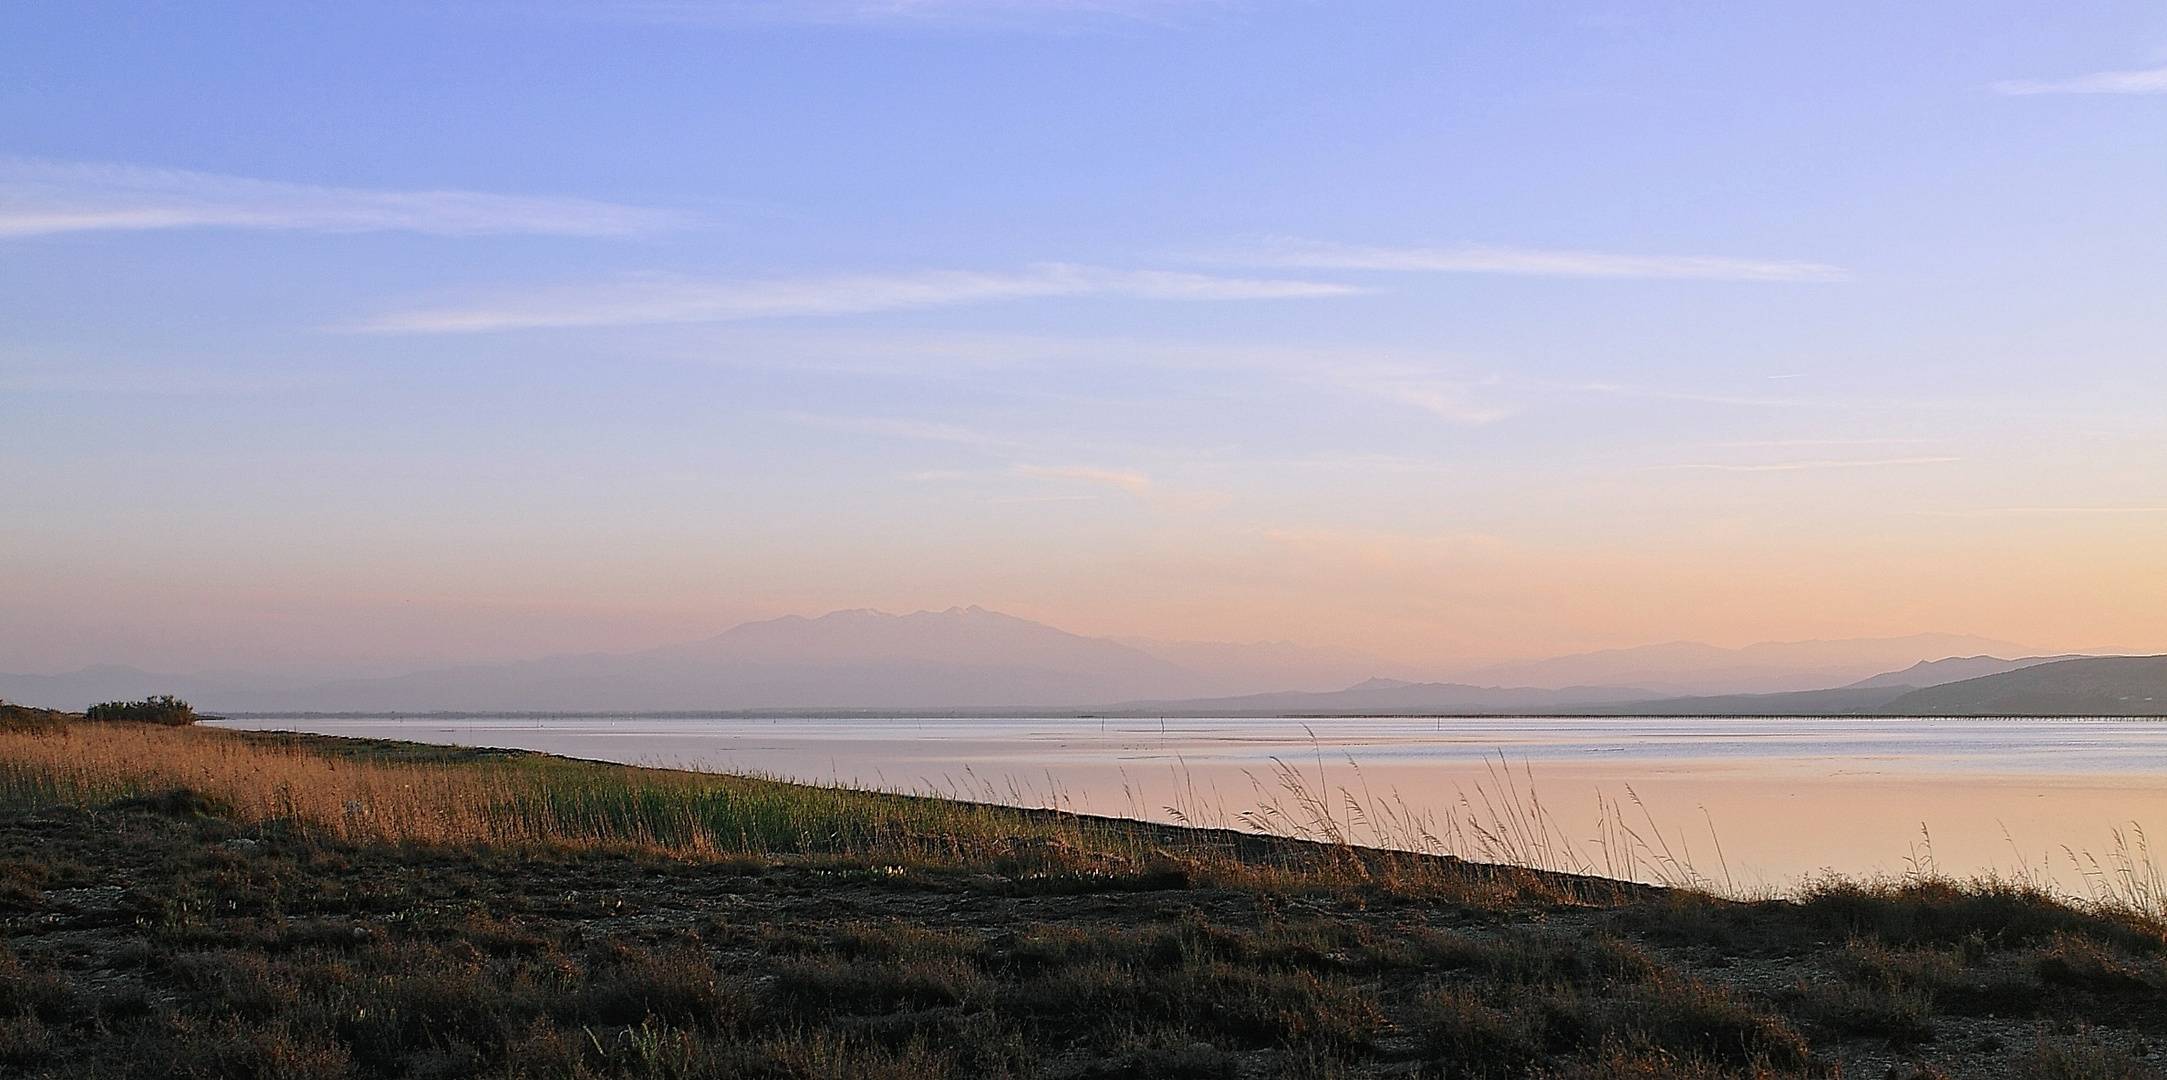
xmin=210 ymin=715 xmax=2167 ymax=893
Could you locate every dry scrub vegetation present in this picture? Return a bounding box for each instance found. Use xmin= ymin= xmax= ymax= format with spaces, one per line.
xmin=0 ymin=719 xmax=1122 ymax=856
xmin=1 ymin=712 xmax=2165 ymax=1079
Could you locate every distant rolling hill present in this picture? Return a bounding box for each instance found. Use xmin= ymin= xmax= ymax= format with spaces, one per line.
xmin=1565 ymin=686 xmax=1913 ymax=716
xmin=1557 ymin=654 xmax=2096 ymax=716
xmin=1584 ymin=656 xmax=2167 ymax=717
xmin=1845 ymin=654 xmax=2084 ymax=689
xmin=1118 ymin=656 xmax=2163 ymax=718
xmin=0 ymin=609 xmax=1217 ymax=712
xmin=1109 ymin=677 xmax=1661 ymax=715
xmin=1453 ymin=634 xmax=2035 ymax=695
xmin=1114 ymin=639 xmax=1441 ymax=694
xmin=0 ymin=608 xmax=1457 ymax=714
xmin=6 ymin=615 xmax=2145 ymax=716
xmin=219 ymin=607 xmax=1215 ymax=712
xmin=1881 ymin=656 xmax=2167 ymax=716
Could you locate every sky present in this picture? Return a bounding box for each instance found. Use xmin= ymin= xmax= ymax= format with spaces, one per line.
xmin=3 ymin=0 xmax=2165 ymax=675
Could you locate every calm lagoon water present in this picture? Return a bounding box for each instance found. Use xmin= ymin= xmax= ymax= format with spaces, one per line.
xmin=209 ymin=714 xmax=2167 ymax=892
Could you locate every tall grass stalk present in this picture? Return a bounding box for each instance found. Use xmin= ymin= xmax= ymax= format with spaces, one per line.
xmin=1217 ymin=742 xmax=2167 ymax=919
xmin=1229 ymin=747 xmax=1738 ymax=893
xmin=2066 ymin=823 xmax=2166 ymax=918
xmin=0 ymin=723 xmax=1133 ymax=864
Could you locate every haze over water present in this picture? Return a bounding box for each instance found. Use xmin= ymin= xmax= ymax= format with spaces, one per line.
xmin=214 ymin=714 xmax=2167 ymax=894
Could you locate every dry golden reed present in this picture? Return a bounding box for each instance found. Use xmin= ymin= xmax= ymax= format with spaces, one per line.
xmin=0 ymin=721 xmax=1633 ymax=907
xmin=0 ymin=722 xmax=1126 ymax=860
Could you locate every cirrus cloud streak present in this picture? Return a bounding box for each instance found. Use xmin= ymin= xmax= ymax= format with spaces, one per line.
xmin=0 ymin=159 xmax=676 ymax=239
xmin=556 ymin=0 xmax=1246 ymax=29
xmin=359 ymin=265 xmax=1361 ymax=332
xmin=1994 ymin=66 xmax=2167 ymax=95
xmin=1247 ymin=239 xmax=1848 ymax=282
xmin=1013 ymin=463 xmax=1155 ymax=495
xmin=1672 ymin=456 xmax=1962 ymax=472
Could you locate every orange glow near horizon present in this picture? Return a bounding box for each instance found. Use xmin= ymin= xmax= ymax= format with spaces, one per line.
xmin=3 ymin=498 xmax=2161 ymax=674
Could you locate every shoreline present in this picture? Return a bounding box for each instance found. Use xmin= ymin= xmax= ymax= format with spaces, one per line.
xmin=3 ymin=718 xmax=2165 ymax=1078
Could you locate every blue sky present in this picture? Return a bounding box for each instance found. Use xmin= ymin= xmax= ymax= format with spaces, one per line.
xmin=4 ymin=1 xmax=2165 ymax=673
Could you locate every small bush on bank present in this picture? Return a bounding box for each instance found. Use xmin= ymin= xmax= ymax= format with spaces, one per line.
xmin=83 ymin=696 xmax=196 ymax=727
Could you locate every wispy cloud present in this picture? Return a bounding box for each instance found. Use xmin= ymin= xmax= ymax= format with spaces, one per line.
xmin=1379 ymin=383 xmax=1509 ymax=424
xmin=0 ymin=363 xmax=344 ymax=395
xmin=664 ymin=329 xmax=1518 ymax=423
xmin=1245 ymin=238 xmax=1848 ymax=282
xmin=1013 ymin=463 xmax=1154 ymax=495
xmin=1672 ymin=456 xmax=1962 ymax=472
xmin=782 ymin=412 xmax=1013 ymax=446
xmin=1994 ymin=66 xmax=2167 ymax=96
xmin=0 ymin=159 xmax=675 ymax=239
xmin=1949 ymin=506 xmax=2167 ymax=515
xmin=556 ymin=0 xmax=1243 ymax=29
xmin=1569 ymin=381 xmax=1828 ymax=408
xmin=361 ymin=265 xmax=1358 ymax=332
xmin=1705 ymin=438 xmax=1933 ymax=448
xmin=1328 ymin=371 xmax=1508 ymax=424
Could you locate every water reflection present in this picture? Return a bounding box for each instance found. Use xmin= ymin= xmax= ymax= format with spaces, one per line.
xmin=209 ymin=715 xmax=2167 ymax=892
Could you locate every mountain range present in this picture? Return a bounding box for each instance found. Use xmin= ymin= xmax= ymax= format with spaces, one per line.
xmin=0 ymin=606 xmax=2154 ymax=715
xmin=1881 ymin=656 xmax=2167 ymax=716
xmin=1105 ymin=656 xmax=2163 ymax=718
xmin=1452 ymin=635 xmax=2036 ymax=696
xmin=0 ymin=608 xmax=1392 ymax=713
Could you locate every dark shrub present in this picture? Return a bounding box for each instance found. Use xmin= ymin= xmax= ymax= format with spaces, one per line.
xmin=85 ymin=695 xmax=198 ymax=726
xmin=109 ymin=787 xmax=234 ymax=818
